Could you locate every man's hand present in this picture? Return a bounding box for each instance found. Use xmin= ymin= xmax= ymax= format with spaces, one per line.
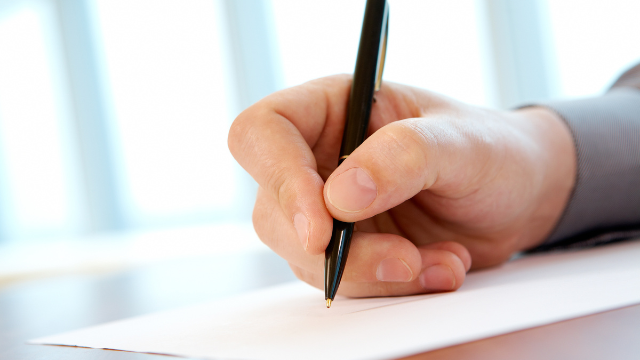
xmin=228 ymin=75 xmax=576 ymax=297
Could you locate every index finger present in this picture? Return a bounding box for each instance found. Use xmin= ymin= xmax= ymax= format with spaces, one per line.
xmin=228 ymin=75 xmax=352 ymax=254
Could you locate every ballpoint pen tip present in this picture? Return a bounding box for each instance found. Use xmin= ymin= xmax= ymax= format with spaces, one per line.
xmin=326 ymin=299 xmax=332 ymax=308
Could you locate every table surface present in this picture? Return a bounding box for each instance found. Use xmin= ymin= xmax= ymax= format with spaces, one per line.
xmin=1 ymin=249 xmax=639 ymax=360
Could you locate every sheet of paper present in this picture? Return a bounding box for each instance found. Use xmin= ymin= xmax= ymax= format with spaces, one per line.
xmin=31 ymin=239 xmax=640 ymax=360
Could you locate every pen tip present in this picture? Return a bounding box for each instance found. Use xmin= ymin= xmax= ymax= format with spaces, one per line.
xmin=326 ymin=299 xmax=332 ymax=308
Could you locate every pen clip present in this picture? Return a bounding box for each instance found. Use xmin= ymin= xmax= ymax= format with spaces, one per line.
xmin=374 ymin=3 xmax=389 ymax=92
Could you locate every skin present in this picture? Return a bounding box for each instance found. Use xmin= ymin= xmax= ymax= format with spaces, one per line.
xmin=228 ymin=75 xmax=576 ymax=298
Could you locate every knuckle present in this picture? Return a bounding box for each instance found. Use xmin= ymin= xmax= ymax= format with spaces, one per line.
xmin=264 ymin=165 xmax=291 ymax=204
xmin=227 ymin=117 xmax=244 ymax=155
xmin=251 ymin=191 xmax=275 ymax=247
xmin=251 ymin=199 xmax=265 ymax=239
xmin=227 ymin=111 xmax=253 ymax=155
xmin=269 ymin=166 xmax=321 ymax=214
xmin=377 ymin=120 xmax=435 ymax=180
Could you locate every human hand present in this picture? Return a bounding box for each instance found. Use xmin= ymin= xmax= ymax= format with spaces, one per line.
xmin=228 ymin=75 xmax=576 ymax=297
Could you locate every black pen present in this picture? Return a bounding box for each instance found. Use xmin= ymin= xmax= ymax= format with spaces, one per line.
xmin=325 ymin=0 xmax=389 ymax=308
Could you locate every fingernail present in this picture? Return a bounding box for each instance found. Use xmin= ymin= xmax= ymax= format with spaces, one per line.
xmin=419 ymin=265 xmax=456 ymax=290
xmin=327 ymin=168 xmax=377 ymax=212
xmin=376 ymin=258 xmax=413 ymax=282
xmin=293 ymin=213 xmax=309 ymax=250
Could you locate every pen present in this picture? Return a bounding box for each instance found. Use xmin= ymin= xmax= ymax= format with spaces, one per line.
xmin=325 ymin=0 xmax=389 ymax=308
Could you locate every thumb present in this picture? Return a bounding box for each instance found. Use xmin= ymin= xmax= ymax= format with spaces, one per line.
xmin=323 ymin=116 xmax=496 ymax=222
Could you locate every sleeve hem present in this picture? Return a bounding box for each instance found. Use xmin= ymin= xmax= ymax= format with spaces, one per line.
xmin=534 ymin=87 xmax=640 ymax=246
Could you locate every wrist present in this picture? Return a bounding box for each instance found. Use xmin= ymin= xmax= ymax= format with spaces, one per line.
xmin=512 ymin=106 xmax=577 ymax=250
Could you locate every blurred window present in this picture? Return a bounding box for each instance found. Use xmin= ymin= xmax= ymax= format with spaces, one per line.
xmin=0 ymin=0 xmax=82 ymax=242
xmin=547 ymin=0 xmax=640 ymax=98
xmin=94 ymin=0 xmax=237 ymax=229
xmin=272 ymin=0 xmax=495 ymax=107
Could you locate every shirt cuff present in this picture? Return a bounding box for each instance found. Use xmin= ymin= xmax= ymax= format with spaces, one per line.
xmin=538 ymin=87 xmax=640 ymax=248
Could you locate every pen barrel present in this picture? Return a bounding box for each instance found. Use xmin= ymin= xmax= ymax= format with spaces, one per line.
xmin=324 ymin=219 xmax=354 ymax=300
xmin=325 ymin=0 xmax=388 ymax=303
xmin=339 ymin=0 xmax=388 ymax=157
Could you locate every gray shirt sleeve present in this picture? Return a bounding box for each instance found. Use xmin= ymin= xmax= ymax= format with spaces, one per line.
xmin=534 ymin=64 xmax=640 ymax=250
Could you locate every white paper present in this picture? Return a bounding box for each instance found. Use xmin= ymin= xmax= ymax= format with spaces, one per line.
xmin=31 ymin=239 xmax=640 ymax=360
